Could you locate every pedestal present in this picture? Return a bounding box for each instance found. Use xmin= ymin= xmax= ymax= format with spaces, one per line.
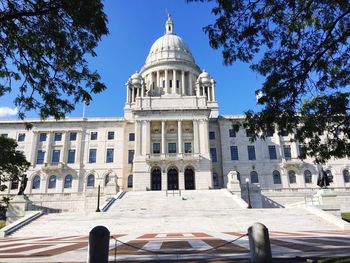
xmin=315 ymin=189 xmax=340 ymax=215
xmin=6 ymin=195 xmax=28 ymax=224
xmin=226 ymin=170 xmax=241 ymax=192
xmin=104 ymin=182 xmax=118 ymax=196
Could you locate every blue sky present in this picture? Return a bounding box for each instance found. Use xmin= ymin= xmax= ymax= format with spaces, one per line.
xmin=0 ymin=0 xmax=263 ymax=119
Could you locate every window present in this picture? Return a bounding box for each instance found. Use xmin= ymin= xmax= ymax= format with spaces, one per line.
xmin=210 ymin=148 xmax=217 ymax=162
xmin=213 ymin=173 xmax=219 ymax=187
xmin=326 ymin=170 xmax=333 ymax=183
xmin=280 ymin=129 xmax=288 ymax=137
xmin=250 ymin=171 xmax=259 ymax=183
xmin=64 ymin=175 xmax=73 ymax=188
xmin=69 ymin=132 xmax=77 ymax=141
xmin=288 ymin=170 xmax=296 ymax=184
xmin=184 ymin=143 xmax=192 ymax=153
xmin=209 ymin=131 xmax=215 ymax=140
xmin=0 ymin=134 xmax=8 ymax=138
xmin=129 ymin=133 xmax=135 ymax=141
xmin=18 ymin=133 xmax=25 ymax=142
xmin=67 ymin=149 xmax=75 ymax=164
xmin=108 ymin=131 xmax=114 ymax=140
xmin=230 ymin=146 xmax=239 ymax=160
xmin=168 ymin=143 xmax=177 ymax=153
xmin=153 ymin=143 xmax=160 ymax=154
xmin=273 ymin=170 xmax=281 ymax=184
xmin=229 ymin=129 xmax=236 ymax=137
xmin=176 ymin=80 xmax=179 ymax=88
xmin=162 ymin=80 xmax=165 ymax=88
xmin=32 ymin=175 xmax=40 ymax=189
xmin=10 ymin=178 xmax=19 ymax=190
xmin=246 ymin=129 xmax=253 ymax=137
xmin=52 ymin=150 xmax=60 ymax=164
xmin=169 ymin=79 xmax=173 ymax=88
xmin=128 ymin=150 xmax=134 ymax=164
xmin=283 ymin=145 xmax=292 ymax=160
xmin=48 ymin=175 xmax=57 ymax=189
xmin=105 ymin=174 xmax=110 ymax=186
xmin=268 ymin=145 xmax=277 ymax=160
xmin=87 ymin=174 xmax=95 ymax=187
xmin=90 ymin=132 xmax=98 ymax=140
xmin=343 ymin=169 xmax=350 ymax=183
xmin=89 ymin=149 xmax=97 ymax=163
xmin=304 ymin=170 xmax=312 ymax=183
xmin=128 ymin=175 xmax=133 ymax=188
xmin=106 ymin=148 xmax=114 ymax=163
xmin=39 ymin=133 xmax=47 ymax=142
xmin=36 ymin=150 xmax=45 ymax=164
xmin=54 ymin=132 xmax=62 ymax=141
xmin=247 ymin=145 xmax=256 ymax=160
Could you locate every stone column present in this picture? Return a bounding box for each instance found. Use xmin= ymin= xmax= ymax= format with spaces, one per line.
xmin=141 ymin=83 xmax=144 ymax=97
xmin=196 ymin=83 xmax=200 ymax=97
xmin=211 ymin=79 xmax=216 ymax=101
xmin=161 ymin=169 xmax=167 ymax=190
xmin=165 ymin=70 xmax=168 ymax=94
xmin=173 ymin=69 xmax=176 ymax=94
xmin=146 ymin=121 xmax=151 ymax=155
xmin=179 ymin=169 xmax=185 ymax=190
xmin=193 ymin=120 xmax=199 ymax=154
xmin=181 ymin=71 xmax=185 ymax=96
xmin=30 ymin=131 xmax=38 ymax=167
xmin=178 ymin=120 xmax=182 ymax=154
xmin=131 ymin=87 xmax=135 ymax=103
xmin=126 ymin=87 xmax=130 ymax=103
xmin=156 ymin=71 xmax=160 ymax=88
xmin=62 ymin=132 xmax=68 ymax=163
xmin=44 ymin=132 xmax=52 ymax=163
xmin=135 ymin=121 xmax=141 ymax=157
xmin=161 ymin=120 xmax=166 ymax=154
xmin=201 ymin=120 xmax=210 ymax=154
xmin=189 ymin=73 xmax=193 ymax=95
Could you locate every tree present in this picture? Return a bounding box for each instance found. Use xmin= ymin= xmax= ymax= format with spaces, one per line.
xmin=0 ymin=137 xmax=30 ymax=216
xmin=0 ymin=0 xmax=109 ymax=120
xmin=189 ymin=0 xmax=350 ymax=163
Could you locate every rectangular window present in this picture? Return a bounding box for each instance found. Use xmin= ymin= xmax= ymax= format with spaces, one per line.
xmin=67 ymin=149 xmax=75 ymax=164
xmin=209 ymin=131 xmax=215 ymax=140
xmin=229 ymin=129 xmax=236 ymax=138
xmin=128 ymin=150 xmax=134 ymax=164
xmin=106 ymin=148 xmax=114 ymax=163
xmin=52 ymin=149 xmax=60 ymax=164
xmin=39 ymin=133 xmax=47 ymax=142
xmin=153 ymin=143 xmax=160 ymax=154
xmin=129 ymin=133 xmax=135 ymax=141
xmin=247 ymin=145 xmax=256 ymax=160
xmin=283 ymin=145 xmax=291 ymax=160
xmin=90 ymin=132 xmax=98 ymax=140
xmin=246 ymin=130 xmax=253 ymax=137
xmin=168 ymin=143 xmax=177 ymax=154
xmin=18 ymin=133 xmax=25 ymax=142
xmin=169 ymin=79 xmax=172 ymax=88
xmin=210 ymin=148 xmax=217 ymax=162
xmin=230 ymin=146 xmax=239 ymax=160
xmin=184 ymin=143 xmax=192 ymax=153
xmin=0 ymin=134 xmax=8 ymax=138
xmin=268 ymin=145 xmax=277 ymax=160
xmin=89 ymin=149 xmax=97 ymax=163
xmin=36 ymin=150 xmax=45 ymax=164
xmin=176 ymin=80 xmax=179 ymax=88
xmin=54 ymin=132 xmax=62 ymax=141
xmin=108 ymin=131 xmax=115 ymax=140
xmin=69 ymin=132 xmax=77 ymax=141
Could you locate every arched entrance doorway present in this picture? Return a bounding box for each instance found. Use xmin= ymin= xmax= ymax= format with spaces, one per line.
xmin=151 ymin=168 xmax=161 ymax=190
xmin=185 ymin=168 xmax=195 ymax=190
xmin=167 ymin=168 xmax=178 ymax=190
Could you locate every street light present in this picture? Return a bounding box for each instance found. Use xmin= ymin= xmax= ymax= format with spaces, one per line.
xmin=245 ymin=178 xmax=252 ymax=209
xmin=96 ymin=184 xmax=101 ymax=212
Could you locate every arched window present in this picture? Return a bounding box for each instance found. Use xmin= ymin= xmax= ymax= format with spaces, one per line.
xmin=250 ymin=171 xmax=259 ymax=183
xmin=87 ymin=174 xmax=95 ymax=187
xmin=32 ymin=175 xmax=40 ymax=189
xmin=343 ymin=169 xmax=350 ymax=183
xmin=213 ymin=173 xmax=219 ymax=187
xmin=304 ymin=170 xmax=312 ymax=184
xmin=64 ymin=175 xmax=73 ymax=188
xmin=127 ymin=175 xmax=133 ymax=188
xmin=104 ymin=174 xmax=110 ymax=186
xmin=326 ymin=170 xmax=333 ymax=183
xmin=48 ymin=175 xmax=57 ymax=189
xmin=10 ymin=178 xmax=19 ymax=190
xmin=288 ymin=170 xmax=296 ymax=184
xmin=273 ymin=170 xmax=281 ymax=184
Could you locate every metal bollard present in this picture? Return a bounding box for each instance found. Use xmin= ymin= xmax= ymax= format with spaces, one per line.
xmin=248 ymin=222 xmax=272 ymax=263
xmin=87 ymin=225 xmax=110 ymax=263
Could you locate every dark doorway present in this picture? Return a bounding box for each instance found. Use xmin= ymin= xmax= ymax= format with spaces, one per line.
xmin=167 ymin=168 xmax=178 ymax=190
xmin=151 ymin=168 xmax=161 ymax=190
xmin=185 ymin=168 xmax=195 ymax=190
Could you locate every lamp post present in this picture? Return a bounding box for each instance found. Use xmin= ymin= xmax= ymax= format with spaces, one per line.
xmin=245 ymin=178 xmax=252 ymax=209
xmin=96 ymin=184 xmax=101 ymax=212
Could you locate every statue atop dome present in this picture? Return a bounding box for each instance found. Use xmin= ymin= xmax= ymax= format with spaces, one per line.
xmin=166 ymin=13 xmax=174 ymax=35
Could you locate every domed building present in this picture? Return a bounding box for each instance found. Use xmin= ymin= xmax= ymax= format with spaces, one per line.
xmin=0 ymin=16 xmax=350 ymax=212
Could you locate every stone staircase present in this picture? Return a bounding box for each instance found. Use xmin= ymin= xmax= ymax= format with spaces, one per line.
xmin=10 ymin=189 xmax=343 ymax=237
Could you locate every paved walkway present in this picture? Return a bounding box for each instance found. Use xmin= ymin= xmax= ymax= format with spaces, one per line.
xmin=1 ymin=230 xmax=350 ymax=262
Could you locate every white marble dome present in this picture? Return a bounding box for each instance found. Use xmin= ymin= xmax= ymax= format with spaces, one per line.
xmin=198 ymin=71 xmax=211 ymax=84
xmin=130 ymin=72 xmax=142 ymax=85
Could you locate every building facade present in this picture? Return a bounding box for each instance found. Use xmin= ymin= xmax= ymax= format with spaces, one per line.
xmin=1 ymin=16 xmax=350 ymax=200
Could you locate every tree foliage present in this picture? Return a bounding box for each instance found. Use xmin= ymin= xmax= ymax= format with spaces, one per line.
xmin=190 ymin=0 xmax=350 ymax=163
xmin=0 ymin=0 xmax=109 ymax=120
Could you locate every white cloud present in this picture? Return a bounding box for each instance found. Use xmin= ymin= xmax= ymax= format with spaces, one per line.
xmin=0 ymin=107 xmax=18 ymax=117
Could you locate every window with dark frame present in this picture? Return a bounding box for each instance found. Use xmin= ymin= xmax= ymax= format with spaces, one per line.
xmin=18 ymin=133 xmax=25 ymax=142
xmin=90 ymin=132 xmax=98 ymax=140
xmin=268 ymin=145 xmax=277 ymax=160
xmin=89 ymin=149 xmax=97 ymax=163
xmin=106 ymin=148 xmax=114 ymax=163
xmin=108 ymin=131 xmax=115 ymax=140
xmin=69 ymin=132 xmax=77 ymax=141
xmin=247 ymin=145 xmax=256 ymax=160
xmin=129 ymin=133 xmax=135 ymax=141
xmin=230 ymin=146 xmax=239 ymax=160
xmin=153 ymin=143 xmax=160 ymax=154
xmin=54 ymin=132 xmax=62 ymax=141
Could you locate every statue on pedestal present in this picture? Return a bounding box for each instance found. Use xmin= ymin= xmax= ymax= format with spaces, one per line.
xmin=17 ymin=174 xmax=28 ymax=195
xmin=317 ymin=168 xmax=329 ymax=188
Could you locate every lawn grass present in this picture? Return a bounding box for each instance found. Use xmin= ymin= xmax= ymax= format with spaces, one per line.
xmin=317 ymin=257 xmax=350 ymax=263
xmin=341 ymin=212 xmax=350 ymax=223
